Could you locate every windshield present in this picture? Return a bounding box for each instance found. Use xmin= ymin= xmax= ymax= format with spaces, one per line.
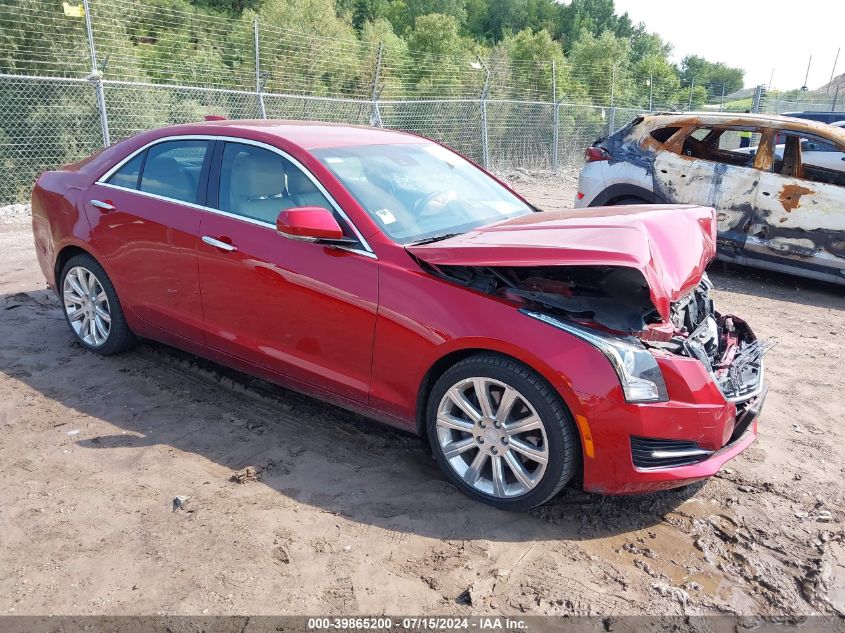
xmin=312 ymin=142 xmax=534 ymax=244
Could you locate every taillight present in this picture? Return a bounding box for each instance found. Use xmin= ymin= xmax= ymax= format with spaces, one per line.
xmin=585 ymin=146 xmax=610 ymax=162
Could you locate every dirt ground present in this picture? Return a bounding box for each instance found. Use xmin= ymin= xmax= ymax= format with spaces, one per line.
xmin=1 ymin=176 xmax=843 ymax=617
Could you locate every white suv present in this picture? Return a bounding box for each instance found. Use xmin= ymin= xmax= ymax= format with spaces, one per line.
xmin=574 ymin=112 xmax=845 ymax=285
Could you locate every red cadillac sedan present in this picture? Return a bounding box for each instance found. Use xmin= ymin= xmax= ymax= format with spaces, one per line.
xmin=31 ymin=120 xmax=767 ymax=510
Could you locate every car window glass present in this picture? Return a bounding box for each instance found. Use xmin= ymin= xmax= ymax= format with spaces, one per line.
xmin=139 ymin=140 xmax=209 ymax=204
xmin=106 ymin=152 xmax=144 ymax=190
xmin=218 ymin=143 xmax=349 ymax=232
xmin=314 ymin=143 xmax=533 ymax=244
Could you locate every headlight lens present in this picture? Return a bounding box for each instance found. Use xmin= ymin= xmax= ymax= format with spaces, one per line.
xmin=523 ymin=310 xmax=668 ymax=403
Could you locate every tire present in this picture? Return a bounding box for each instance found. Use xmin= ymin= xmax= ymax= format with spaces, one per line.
xmin=611 ymin=196 xmax=649 ymax=205
xmin=60 ymin=253 xmax=137 ymax=356
xmin=426 ymin=353 xmax=579 ymax=511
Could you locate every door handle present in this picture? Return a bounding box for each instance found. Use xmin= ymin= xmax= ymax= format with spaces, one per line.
xmin=202 ymin=235 xmax=238 ymax=252
xmin=90 ymin=199 xmax=115 ymax=212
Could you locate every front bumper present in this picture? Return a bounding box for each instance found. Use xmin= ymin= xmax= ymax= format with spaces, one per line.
xmin=577 ymin=361 xmax=767 ymax=495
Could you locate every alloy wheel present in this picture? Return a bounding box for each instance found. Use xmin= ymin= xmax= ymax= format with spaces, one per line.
xmin=63 ymin=265 xmax=111 ymax=347
xmin=435 ymin=377 xmax=549 ymax=498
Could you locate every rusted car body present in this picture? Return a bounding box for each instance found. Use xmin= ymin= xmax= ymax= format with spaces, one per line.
xmin=575 ymin=113 xmax=845 ymax=285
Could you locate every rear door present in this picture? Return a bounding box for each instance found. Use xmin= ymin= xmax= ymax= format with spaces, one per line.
xmin=87 ymin=137 xmax=212 ymax=342
xmin=749 ymin=130 xmax=845 ymax=280
xmin=652 ymin=126 xmax=773 ymax=258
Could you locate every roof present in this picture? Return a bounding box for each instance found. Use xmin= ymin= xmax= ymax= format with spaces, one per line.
xmin=640 ymin=111 xmax=845 ymax=141
xmin=186 ymin=119 xmax=426 ymax=149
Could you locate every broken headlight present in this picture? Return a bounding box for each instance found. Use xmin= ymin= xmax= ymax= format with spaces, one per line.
xmin=523 ymin=310 xmax=669 ymax=403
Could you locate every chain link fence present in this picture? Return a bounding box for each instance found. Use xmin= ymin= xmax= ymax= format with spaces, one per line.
xmin=1 ymin=0 xmax=842 ymax=204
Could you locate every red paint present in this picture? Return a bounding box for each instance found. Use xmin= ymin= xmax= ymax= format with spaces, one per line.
xmin=31 ymin=121 xmax=756 ymax=495
xmin=407 ymin=204 xmax=717 ymax=322
xmin=276 ymin=207 xmax=344 ymax=240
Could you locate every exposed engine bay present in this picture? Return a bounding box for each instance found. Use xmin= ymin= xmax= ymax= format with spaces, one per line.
xmin=652 ymin=275 xmax=771 ymax=402
xmin=423 ymin=262 xmax=769 ymax=403
xmin=427 ymin=263 xmax=662 ymax=331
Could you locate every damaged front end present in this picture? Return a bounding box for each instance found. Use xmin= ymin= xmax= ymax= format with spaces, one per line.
xmin=418 ymin=259 xmax=768 ymax=409
xmin=651 ymin=275 xmax=770 ymax=404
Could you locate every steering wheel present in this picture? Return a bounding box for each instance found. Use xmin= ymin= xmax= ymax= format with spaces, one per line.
xmin=413 ymin=190 xmax=461 ymax=218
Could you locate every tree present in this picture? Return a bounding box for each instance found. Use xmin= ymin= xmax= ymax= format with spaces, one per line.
xmin=383 ymin=0 xmax=467 ymax=35
xmin=679 ymin=54 xmax=744 ymax=100
xmin=557 ymin=0 xmax=630 ymax=51
xmin=567 ymin=29 xmax=632 ymax=104
xmin=499 ymin=28 xmax=564 ymax=99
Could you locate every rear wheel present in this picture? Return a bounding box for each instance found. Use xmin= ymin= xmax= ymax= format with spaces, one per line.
xmin=60 ymin=254 xmax=136 ymax=355
xmin=426 ymin=354 xmax=579 ymax=511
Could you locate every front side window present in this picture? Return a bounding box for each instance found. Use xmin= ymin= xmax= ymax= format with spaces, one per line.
xmin=680 ymin=127 xmax=761 ymax=168
xmin=312 ymin=142 xmax=533 ymax=244
xmin=139 ymin=140 xmax=209 ymax=204
xmin=106 ymin=152 xmax=144 ymax=190
xmin=217 ymin=143 xmax=337 ymax=226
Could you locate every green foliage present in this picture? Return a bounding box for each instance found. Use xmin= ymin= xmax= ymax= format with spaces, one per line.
xmin=0 ymin=0 xmax=752 ymax=202
xmin=680 ymin=55 xmax=744 ymax=99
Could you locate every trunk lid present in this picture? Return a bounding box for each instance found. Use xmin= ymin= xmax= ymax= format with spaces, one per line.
xmin=406 ymin=204 xmax=717 ymax=323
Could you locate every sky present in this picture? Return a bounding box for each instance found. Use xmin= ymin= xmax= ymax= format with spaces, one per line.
xmin=612 ymin=0 xmax=844 ymax=91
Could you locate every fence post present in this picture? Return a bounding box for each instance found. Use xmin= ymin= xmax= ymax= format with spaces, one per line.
xmin=254 ymin=18 xmax=267 ymax=119
xmin=369 ymin=43 xmax=383 ymax=127
xmin=751 ymin=84 xmax=765 ymax=113
xmin=478 ymin=56 xmax=490 ymax=170
xmin=552 ymin=59 xmax=559 ymax=170
xmin=82 ymin=0 xmax=109 ymax=146
xmin=648 ymin=71 xmax=653 ymax=111
xmin=687 ymin=77 xmax=695 ymax=111
xmin=608 ymin=64 xmax=616 ymax=135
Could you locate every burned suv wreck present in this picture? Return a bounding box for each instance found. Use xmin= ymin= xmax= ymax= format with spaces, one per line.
xmin=409 ymin=204 xmax=767 ymax=490
xmin=575 ymin=112 xmax=845 ymax=285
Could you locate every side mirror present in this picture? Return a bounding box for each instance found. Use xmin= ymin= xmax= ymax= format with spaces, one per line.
xmin=276 ymin=207 xmax=350 ymax=243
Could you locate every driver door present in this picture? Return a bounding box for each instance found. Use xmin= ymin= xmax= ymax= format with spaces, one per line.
xmin=197 ymin=140 xmax=379 ymax=403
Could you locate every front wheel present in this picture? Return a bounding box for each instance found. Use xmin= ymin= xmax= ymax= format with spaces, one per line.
xmin=60 ymin=253 xmax=137 ymax=355
xmin=426 ymin=354 xmax=579 ymax=511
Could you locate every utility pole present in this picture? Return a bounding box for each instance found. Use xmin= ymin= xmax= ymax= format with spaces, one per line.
xmin=720 ymin=82 xmax=726 ymax=112
xmin=829 ymin=48 xmax=840 ymax=93
xmin=768 ymin=68 xmax=775 ymax=91
xmin=801 ymin=54 xmax=812 ymax=91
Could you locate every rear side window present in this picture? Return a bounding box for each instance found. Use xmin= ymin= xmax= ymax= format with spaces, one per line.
xmin=650 ymin=127 xmax=679 ymax=143
xmin=139 ymin=140 xmax=209 ymax=204
xmin=106 ymin=152 xmax=144 ymax=190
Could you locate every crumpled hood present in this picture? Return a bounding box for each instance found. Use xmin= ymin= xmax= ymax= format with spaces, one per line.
xmin=407 ymin=204 xmax=717 ymax=322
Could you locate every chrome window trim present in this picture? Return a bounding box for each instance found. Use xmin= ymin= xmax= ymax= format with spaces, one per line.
xmin=98 ymin=134 xmax=219 ymax=182
xmin=95 ymin=134 xmax=377 ymax=259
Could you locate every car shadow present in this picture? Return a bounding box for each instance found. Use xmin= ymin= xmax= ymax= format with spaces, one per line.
xmin=708 ymin=260 xmax=845 ymax=311
xmin=2 ymin=288 xmax=705 ymax=544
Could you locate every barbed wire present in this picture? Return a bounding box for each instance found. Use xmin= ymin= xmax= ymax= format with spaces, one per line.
xmin=1 ymin=0 xmax=842 ymax=204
